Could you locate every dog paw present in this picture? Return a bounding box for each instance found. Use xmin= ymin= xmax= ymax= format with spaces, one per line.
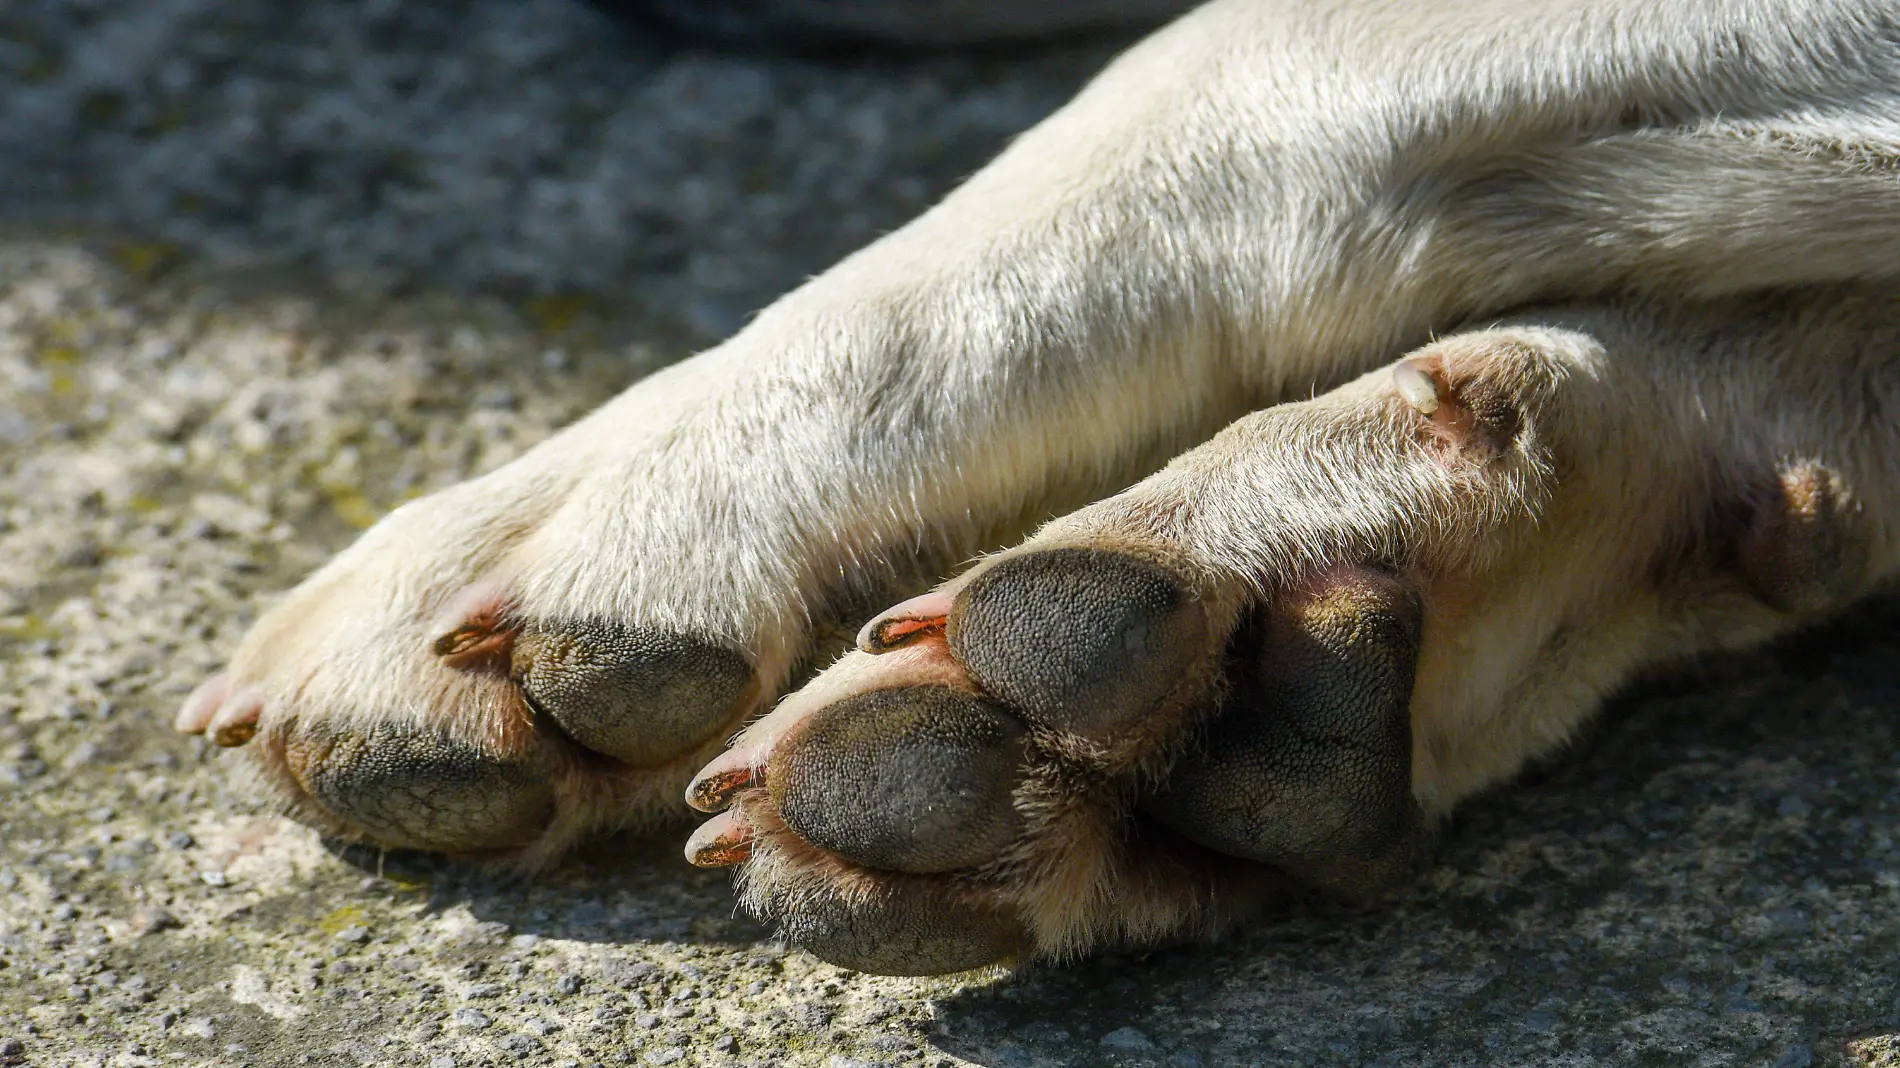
xmin=168 ymin=315 xmax=990 ymax=862
xmin=686 ymin=302 xmax=1881 ymax=972
xmin=173 ymin=459 xmax=774 ymax=862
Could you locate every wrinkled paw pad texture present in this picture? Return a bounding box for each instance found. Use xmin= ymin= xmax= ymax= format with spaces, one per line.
xmin=950 ymin=548 xmax=1210 ymax=747
xmin=771 ymin=687 xmax=1028 ymax=874
xmin=512 ymin=618 xmax=755 ymax=767
xmin=283 ymin=721 xmax=554 ymax=853
xmin=691 ymin=552 xmax=1431 ymax=975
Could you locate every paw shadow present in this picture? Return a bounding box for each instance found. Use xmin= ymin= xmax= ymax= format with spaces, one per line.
xmin=328 ymin=832 xmax=769 ymax=948
xmin=307 ymin=594 xmax=1897 ymax=1066
xmin=916 ymin=595 xmax=1900 ymax=1066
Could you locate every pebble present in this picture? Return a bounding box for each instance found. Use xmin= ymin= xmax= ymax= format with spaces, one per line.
xmin=451 ymin=1008 xmax=492 ymax=1030
xmin=334 ymin=925 xmax=371 ymax=944
xmin=992 ymin=1045 xmax=1033 ymax=1068
xmin=1100 ymin=1027 xmax=1156 ymax=1052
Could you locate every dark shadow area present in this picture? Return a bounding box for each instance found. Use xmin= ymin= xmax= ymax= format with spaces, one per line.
xmin=583 ymin=0 xmax=1165 ymax=61
xmin=917 ymin=597 xmax=1900 ymax=1065
xmin=329 ymin=833 xmax=770 ymax=948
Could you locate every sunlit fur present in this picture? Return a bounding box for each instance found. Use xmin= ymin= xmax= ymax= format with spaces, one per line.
xmin=188 ymin=0 xmax=1897 ymax=943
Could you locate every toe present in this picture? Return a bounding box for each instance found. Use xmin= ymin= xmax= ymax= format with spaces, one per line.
xmin=509 ymin=618 xmax=755 ymax=766
xmin=282 ymin=720 xmax=555 ymax=853
xmin=948 ymin=548 xmax=1210 ymax=745
xmin=1144 ymin=567 xmax=1426 ymax=896
xmin=769 ymin=686 xmax=1029 ymax=874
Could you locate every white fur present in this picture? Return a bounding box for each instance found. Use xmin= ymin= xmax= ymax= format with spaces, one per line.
xmin=189 ymin=0 xmax=1898 ymax=873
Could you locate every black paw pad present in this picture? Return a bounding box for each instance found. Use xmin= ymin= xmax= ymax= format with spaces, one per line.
xmin=949 ymin=549 xmax=1207 ymax=743
xmin=286 ymin=722 xmax=554 ymax=852
xmin=512 ymin=620 xmax=753 ymax=766
xmin=1144 ymin=570 xmax=1425 ymax=898
xmin=773 ymin=687 xmax=1028 ymax=874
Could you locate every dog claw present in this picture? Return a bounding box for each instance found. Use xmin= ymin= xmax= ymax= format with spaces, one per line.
xmin=685 ymin=809 xmax=755 ymax=867
xmin=1393 ymin=360 xmax=1441 ymax=415
xmin=432 ymin=614 xmax=518 ymax=674
xmin=857 ymin=589 xmax=957 ymax=653
xmin=174 ymin=673 xmax=231 ymax=734
xmin=686 ymin=748 xmax=761 ymax=813
xmin=208 ymin=689 xmax=265 ymax=748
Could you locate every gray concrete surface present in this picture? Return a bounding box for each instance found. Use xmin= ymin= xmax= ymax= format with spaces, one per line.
xmin=1 ymin=2 xmax=1897 ymax=1065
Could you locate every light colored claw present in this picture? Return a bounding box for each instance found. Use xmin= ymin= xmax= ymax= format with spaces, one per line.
xmin=174 ymin=673 xmax=231 ymax=734
xmin=1393 ymin=361 xmax=1441 ymax=415
xmin=685 ymin=809 xmax=755 ymax=868
xmin=208 ymin=689 xmax=265 ymax=747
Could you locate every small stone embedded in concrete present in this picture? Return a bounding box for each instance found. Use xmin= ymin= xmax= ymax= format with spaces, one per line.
xmin=452 ymin=1008 xmax=492 ymax=1030
xmin=334 ymin=925 xmax=371 ymax=944
xmin=646 ymin=1049 xmax=685 ymax=1065
xmin=993 ymin=1045 xmax=1033 ymax=1068
xmin=1100 ymin=1027 xmax=1156 ymax=1052
xmin=1773 ymin=1044 xmax=1813 ymax=1068
xmin=555 ymin=973 xmax=583 ymax=996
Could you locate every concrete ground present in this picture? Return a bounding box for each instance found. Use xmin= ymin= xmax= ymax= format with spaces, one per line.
xmin=1 ymin=2 xmax=1896 ymax=1065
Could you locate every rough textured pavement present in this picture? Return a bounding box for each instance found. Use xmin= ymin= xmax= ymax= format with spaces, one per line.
xmin=1 ymin=2 xmax=1897 ymax=1066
